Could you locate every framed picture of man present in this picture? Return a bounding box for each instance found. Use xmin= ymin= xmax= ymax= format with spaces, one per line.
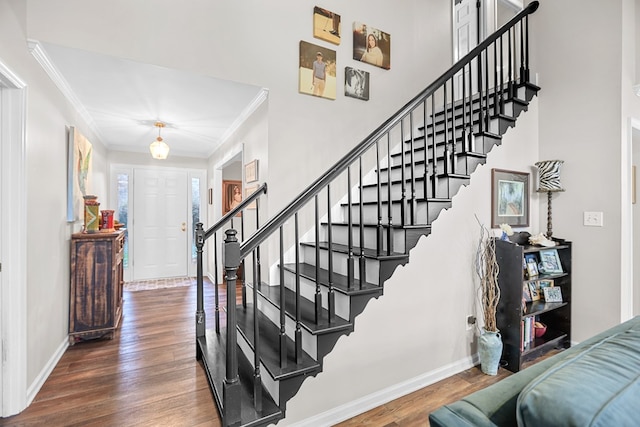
xmin=299 ymin=41 xmax=336 ymax=100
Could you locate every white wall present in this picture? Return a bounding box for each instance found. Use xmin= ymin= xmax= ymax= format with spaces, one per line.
xmin=0 ymin=0 xmax=109 ymax=391
xmin=530 ymin=0 xmax=637 ymax=340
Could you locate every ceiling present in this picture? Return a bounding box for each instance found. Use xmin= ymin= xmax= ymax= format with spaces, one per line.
xmin=32 ymin=41 xmax=265 ymax=159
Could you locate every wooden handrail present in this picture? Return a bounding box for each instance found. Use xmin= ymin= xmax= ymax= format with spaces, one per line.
xmin=239 ymin=2 xmax=539 ymax=258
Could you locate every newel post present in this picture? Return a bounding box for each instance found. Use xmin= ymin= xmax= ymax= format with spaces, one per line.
xmin=195 ymin=222 xmax=205 ymax=359
xmin=223 ymin=229 xmax=241 ymax=425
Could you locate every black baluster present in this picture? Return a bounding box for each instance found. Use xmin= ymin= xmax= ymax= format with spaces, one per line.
xmin=252 ymin=251 xmax=262 ymax=411
xmin=314 ymin=195 xmax=322 ymax=324
xmin=327 ymin=185 xmax=335 ymax=322
xmin=359 ymin=157 xmax=366 ymax=288
xmin=279 ymin=226 xmax=287 ymax=369
xmin=195 ymin=222 xmax=205 ymax=359
xmin=376 ymin=141 xmax=383 ymax=256
xmin=386 ymin=134 xmax=392 ymax=255
xmin=214 ymin=233 xmax=220 ymax=334
xmin=347 ymin=166 xmax=355 ymax=289
xmin=294 ymin=212 xmax=302 ymax=364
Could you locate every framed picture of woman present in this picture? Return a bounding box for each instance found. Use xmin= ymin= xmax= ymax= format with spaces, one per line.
xmin=352 ymin=22 xmax=391 ymax=70
xmin=223 ymin=180 xmax=242 ymax=216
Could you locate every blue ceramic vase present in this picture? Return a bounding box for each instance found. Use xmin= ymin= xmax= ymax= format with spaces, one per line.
xmin=479 ymin=328 xmax=503 ymax=375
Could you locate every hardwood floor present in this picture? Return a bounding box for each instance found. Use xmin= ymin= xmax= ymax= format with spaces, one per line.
xmin=1 ymin=282 xmax=553 ymax=426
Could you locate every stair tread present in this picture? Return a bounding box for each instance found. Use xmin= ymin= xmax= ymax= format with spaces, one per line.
xmin=341 ymin=197 xmax=452 ymax=206
xmin=320 ymin=221 xmax=433 ymax=230
xmin=360 ymin=174 xmax=470 ymax=189
xmin=256 ymin=284 xmax=353 ymax=335
xmin=301 ymin=241 xmax=407 ymax=260
xmin=236 ymin=304 xmax=321 ymax=380
xmin=281 ymin=262 xmax=381 ymax=295
xmin=197 ymin=330 xmax=283 ymax=426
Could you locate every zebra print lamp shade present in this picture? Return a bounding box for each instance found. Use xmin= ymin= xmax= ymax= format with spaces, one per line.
xmin=535 ymin=160 xmax=564 ymax=192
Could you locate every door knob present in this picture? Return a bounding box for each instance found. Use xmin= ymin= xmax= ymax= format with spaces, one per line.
xmin=181 ymin=222 xmax=186 ymax=232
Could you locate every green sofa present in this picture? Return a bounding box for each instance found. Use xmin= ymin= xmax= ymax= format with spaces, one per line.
xmin=429 ymin=316 xmax=640 ymax=427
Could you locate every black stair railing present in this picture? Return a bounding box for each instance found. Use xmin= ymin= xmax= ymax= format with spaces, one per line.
xmin=201 ymin=2 xmax=539 ymax=424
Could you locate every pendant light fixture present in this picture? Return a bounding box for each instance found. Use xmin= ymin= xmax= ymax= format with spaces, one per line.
xmin=149 ymin=121 xmax=170 ymax=159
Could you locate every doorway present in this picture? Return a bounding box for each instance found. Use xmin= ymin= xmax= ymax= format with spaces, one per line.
xmin=0 ymin=60 xmax=28 ymax=416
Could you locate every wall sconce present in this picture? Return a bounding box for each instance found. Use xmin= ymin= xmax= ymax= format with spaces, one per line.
xmin=535 ymin=160 xmax=564 ymax=238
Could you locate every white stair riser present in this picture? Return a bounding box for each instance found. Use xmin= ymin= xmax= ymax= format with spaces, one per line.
xmin=321 ymin=224 xmax=406 ymax=253
xmin=300 ymin=245 xmax=379 ymax=282
xmin=257 ymin=294 xmax=319 ymax=361
xmin=236 ymin=335 xmax=281 ymax=406
xmin=282 ymin=270 xmax=351 ymax=320
xmin=341 ymin=200 xmax=446 ymax=224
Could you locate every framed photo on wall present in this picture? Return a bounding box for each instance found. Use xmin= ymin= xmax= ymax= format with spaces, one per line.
xmin=353 ymin=22 xmax=391 ymax=69
xmin=299 ymin=41 xmax=336 ymax=100
xmin=491 ymin=168 xmax=530 ymax=228
xmin=223 ymin=180 xmax=242 ymax=216
xmin=345 ymin=67 xmax=369 ymax=101
xmin=313 ymin=6 xmax=341 ymax=45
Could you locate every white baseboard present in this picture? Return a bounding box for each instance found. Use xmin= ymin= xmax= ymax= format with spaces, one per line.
xmin=26 ymin=337 xmax=68 ymax=406
xmin=288 ymin=354 xmax=479 ymax=427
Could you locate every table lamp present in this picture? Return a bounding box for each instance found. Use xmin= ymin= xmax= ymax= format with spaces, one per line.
xmin=535 ymin=160 xmax=564 ymax=238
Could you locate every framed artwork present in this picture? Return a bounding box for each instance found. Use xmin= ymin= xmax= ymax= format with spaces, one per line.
xmin=67 ymin=126 xmax=93 ymax=222
xmin=245 ymin=184 xmax=259 ymax=210
xmin=543 ymin=286 xmax=563 ymax=303
xmin=491 ymin=168 xmax=530 ymax=228
xmin=345 ymin=67 xmax=370 ymax=101
xmin=245 ymin=159 xmax=259 ymax=183
xmin=299 ymin=41 xmax=336 ymax=100
xmin=353 ymin=22 xmax=391 ymax=69
xmin=223 ymin=180 xmax=242 ymax=216
xmin=313 ymin=6 xmax=341 ymax=45
xmin=539 ymin=249 xmax=563 ymax=274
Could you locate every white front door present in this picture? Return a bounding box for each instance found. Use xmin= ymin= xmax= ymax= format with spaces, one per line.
xmin=133 ymin=169 xmax=189 ymax=280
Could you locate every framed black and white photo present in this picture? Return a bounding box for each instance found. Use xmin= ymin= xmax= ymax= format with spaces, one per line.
xmin=344 ymin=67 xmax=369 ymax=101
xmin=491 ymin=168 xmax=530 ymax=228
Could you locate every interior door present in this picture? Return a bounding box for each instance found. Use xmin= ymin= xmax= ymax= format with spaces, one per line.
xmin=453 ymin=0 xmax=479 ymax=100
xmin=133 ymin=169 xmax=189 ymax=280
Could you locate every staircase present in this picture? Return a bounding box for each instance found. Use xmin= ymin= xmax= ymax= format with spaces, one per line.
xmin=195 ymin=3 xmax=540 ymax=426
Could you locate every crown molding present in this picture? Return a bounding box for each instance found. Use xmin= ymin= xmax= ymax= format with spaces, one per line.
xmin=27 ymin=40 xmax=107 ymax=145
xmin=209 ymin=88 xmax=269 ymax=157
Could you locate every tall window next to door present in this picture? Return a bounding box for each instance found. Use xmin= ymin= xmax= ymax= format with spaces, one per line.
xmin=192 ymin=177 xmax=201 ymax=263
xmin=117 ymin=173 xmax=129 ymax=269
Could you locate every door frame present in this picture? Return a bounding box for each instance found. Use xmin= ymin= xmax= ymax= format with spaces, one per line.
xmin=110 ymin=164 xmax=207 ymax=281
xmin=0 ymin=60 xmax=28 ymax=416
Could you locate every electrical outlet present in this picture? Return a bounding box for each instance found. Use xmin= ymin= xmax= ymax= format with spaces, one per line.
xmin=583 ymin=211 xmax=604 ymax=227
xmin=466 ymin=315 xmax=476 ymax=331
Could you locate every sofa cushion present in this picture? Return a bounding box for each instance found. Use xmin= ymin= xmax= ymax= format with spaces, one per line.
xmin=516 ymin=323 xmax=640 ymax=427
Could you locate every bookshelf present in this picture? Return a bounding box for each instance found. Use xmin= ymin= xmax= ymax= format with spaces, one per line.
xmin=494 ymin=238 xmax=571 ymax=372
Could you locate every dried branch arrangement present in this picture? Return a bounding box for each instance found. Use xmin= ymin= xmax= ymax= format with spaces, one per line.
xmin=476 ymin=219 xmax=501 ymax=332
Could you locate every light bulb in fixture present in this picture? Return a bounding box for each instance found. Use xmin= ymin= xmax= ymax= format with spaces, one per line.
xmin=149 ymin=121 xmax=170 ymax=160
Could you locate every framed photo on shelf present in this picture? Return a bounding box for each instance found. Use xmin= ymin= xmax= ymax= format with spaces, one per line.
xmin=538 ymin=279 xmax=554 ymax=301
xmin=539 ymin=249 xmax=563 ymax=274
xmin=491 ymin=169 xmax=530 ymax=228
xmin=522 ymin=283 xmax=532 ymax=302
xmin=528 ymin=282 xmax=541 ymax=301
xmin=543 ymin=286 xmax=563 ymax=303
xmin=524 ymin=253 xmax=539 ymax=278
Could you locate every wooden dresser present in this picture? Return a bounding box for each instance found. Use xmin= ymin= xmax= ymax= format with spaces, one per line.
xmin=69 ymin=230 xmax=125 ymax=344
